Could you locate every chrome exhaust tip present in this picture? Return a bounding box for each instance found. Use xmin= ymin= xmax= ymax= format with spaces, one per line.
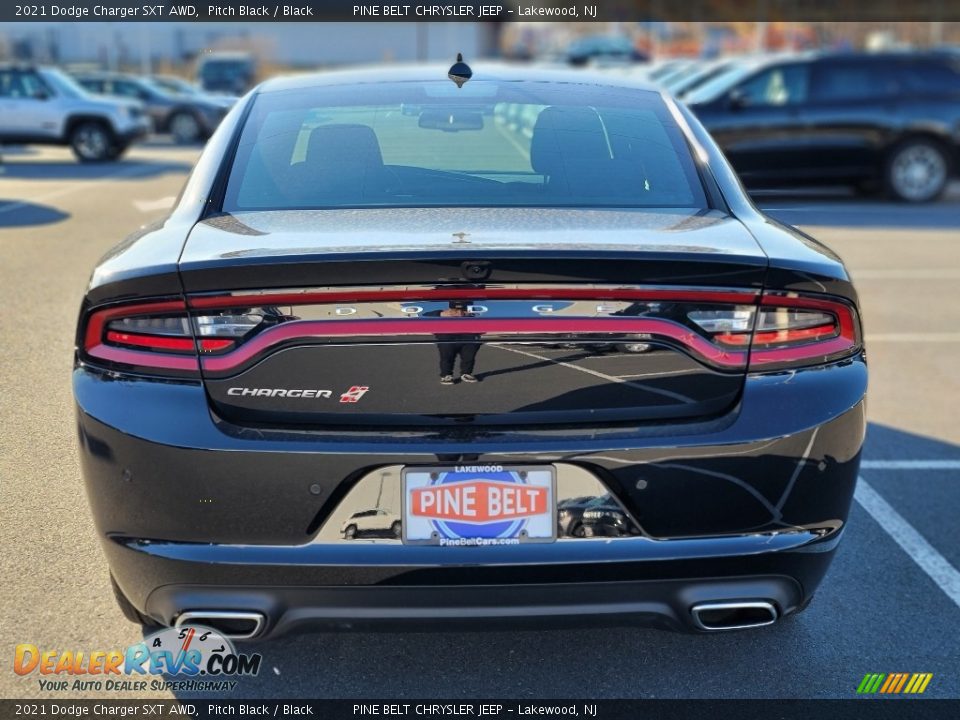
xmin=174 ymin=611 xmax=265 ymax=640
xmin=690 ymin=601 xmax=778 ymax=631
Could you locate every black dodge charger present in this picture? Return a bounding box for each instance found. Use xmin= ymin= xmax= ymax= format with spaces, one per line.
xmin=75 ymin=63 xmax=866 ymax=638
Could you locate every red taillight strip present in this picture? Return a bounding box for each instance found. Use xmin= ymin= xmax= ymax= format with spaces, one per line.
xmin=104 ymin=331 xmax=234 ymax=353
xmin=188 ymin=287 xmax=760 ymax=309
xmin=716 ymin=323 xmax=837 ymax=347
xmin=200 ymin=338 xmax=236 ymax=352
xmin=201 ymin=317 xmax=749 ymax=373
xmin=106 ymin=331 xmax=196 ymax=352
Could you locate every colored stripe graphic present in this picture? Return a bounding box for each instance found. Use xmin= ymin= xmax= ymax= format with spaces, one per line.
xmin=857 ymin=673 xmax=932 ymax=694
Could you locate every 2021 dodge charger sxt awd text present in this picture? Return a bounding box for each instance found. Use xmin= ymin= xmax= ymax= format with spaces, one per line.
xmin=75 ymin=63 xmax=866 ymax=639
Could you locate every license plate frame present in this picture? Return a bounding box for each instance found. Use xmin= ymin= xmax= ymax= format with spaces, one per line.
xmin=401 ymin=464 xmax=557 ymax=546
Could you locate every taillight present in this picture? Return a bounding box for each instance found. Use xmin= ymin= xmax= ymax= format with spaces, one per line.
xmin=80 ymin=300 xmax=268 ymax=375
xmin=79 ymin=289 xmax=860 ymax=377
xmin=81 ymin=300 xmax=197 ymax=374
xmin=693 ymin=292 xmax=860 ymax=370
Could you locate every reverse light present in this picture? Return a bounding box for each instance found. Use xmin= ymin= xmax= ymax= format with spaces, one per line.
xmin=195 ymin=313 xmax=265 ymax=338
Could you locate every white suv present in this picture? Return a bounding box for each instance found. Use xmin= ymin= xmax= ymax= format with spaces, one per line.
xmin=340 ymin=509 xmax=402 ymax=539
xmin=0 ymin=64 xmax=150 ymax=162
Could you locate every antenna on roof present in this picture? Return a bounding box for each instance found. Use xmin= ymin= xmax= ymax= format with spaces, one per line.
xmin=448 ymin=53 xmax=472 ymax=88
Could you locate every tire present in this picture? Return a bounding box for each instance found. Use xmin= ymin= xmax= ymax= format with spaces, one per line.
xmin=390 ymin=521 xmax=402 ymax=538
xmin=885 ymin=138 xmax=950 ymax=203
xmin=343 ymin=524 xmax=358 ymax=539
xmin=69 ymin=121 xmax=115 ymax=162
xmin=169 ymin=112 xmax=201 ymax=144
xmin=616 ymin=342 xmax=653 ymax=354
xmin=110 ymin=574 xmax=161 ymax=628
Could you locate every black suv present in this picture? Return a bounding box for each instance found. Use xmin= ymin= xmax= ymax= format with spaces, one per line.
xmin=688 ymin=52 xmax=960 ymax=202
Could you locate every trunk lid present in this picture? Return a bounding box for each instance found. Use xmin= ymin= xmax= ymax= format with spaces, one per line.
xmin=180 ymin=208 xmax=767 ymax=427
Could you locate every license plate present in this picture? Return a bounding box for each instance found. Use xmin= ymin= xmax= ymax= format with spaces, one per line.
xmin=402 ymin=465 xmax=556 ymax=546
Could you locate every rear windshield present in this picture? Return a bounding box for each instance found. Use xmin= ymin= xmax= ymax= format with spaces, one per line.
xmin=222 ymin=80 xmax=707 ymax=211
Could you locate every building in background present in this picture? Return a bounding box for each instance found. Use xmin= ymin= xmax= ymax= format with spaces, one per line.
xmin=0 ymin=22 xmax=502 ymax=77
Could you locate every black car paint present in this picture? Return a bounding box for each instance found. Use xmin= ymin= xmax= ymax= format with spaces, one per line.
xmin=74 ymin=66 xmax=866 ymax=635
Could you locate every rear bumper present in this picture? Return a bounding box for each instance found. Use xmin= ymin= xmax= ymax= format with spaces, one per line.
xmin=146 ymin=576 xmax=804 ymax=636
xmin=75 ymin=355 xmax=866 ymax=634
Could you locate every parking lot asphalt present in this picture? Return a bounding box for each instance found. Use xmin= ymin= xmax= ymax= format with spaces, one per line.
xmin=1 ymin=143 xmax=957 ymax=700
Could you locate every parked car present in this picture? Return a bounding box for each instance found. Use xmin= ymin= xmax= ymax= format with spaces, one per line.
xmin=688 ymin=52 xmax=960 ymax=201
xmin=148 ymin=75 xmax=238 ymax=109
xmin=73 ymin=72 xmax=229 ymax=144
xmin=76 ymin=63 xmax=865 ymax=638
xmin=565 ymin=35 xmax=648 ymax=66
xmin=0 ymin=64 xmax=148 ymax=161
xmin=557 ymin=495 xmax=639 ymax=538
xmin=663 ymin=58 xmax=758 ymax=100
xmin=196 ymin=52 xmax=256 ymax=95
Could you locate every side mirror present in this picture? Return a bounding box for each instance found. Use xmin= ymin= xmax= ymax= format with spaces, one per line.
xmin=727 ymin=89 xmax=748 ymax=110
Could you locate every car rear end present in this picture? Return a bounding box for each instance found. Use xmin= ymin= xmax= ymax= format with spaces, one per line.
xmin=74 ymin=68 xmax=866 ymax=638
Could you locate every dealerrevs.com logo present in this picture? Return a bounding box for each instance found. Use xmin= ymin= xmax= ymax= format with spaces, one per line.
xmin=14 ymin=626 xmax=261 ymax=692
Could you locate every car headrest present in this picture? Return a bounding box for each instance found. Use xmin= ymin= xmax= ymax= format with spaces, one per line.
xmin=305 ymin=124 xmax=384 ymax=170
xmin=530 ymin=107 xmax=611 ymax=176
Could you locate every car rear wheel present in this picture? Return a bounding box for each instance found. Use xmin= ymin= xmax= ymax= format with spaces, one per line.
xmin=110 ymin=574 xmax=161 ymax=628
xmin=70 ymin=121 xmax=114 ymax=162
xmin=886 ymin=138 xmax=950 ymax=203
xmin=390 ymin=521 xmax=402 ymax=538
xmin=170 ymin=112 xmax=201 ymax=144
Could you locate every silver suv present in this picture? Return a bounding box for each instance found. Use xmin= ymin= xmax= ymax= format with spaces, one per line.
xmin=0 ymin=64 xmax=150 ymax=162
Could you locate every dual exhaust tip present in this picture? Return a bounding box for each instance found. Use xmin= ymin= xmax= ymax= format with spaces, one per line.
xmin=173 ymin=601 xmax=777 ymax=637
xmin=690 ymin=601 xmax=778 ymax=631
xmin=175 ymin=611 xmax=265 ymax=640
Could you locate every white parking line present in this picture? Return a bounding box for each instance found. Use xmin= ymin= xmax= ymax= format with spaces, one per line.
xmin=133 ymin=196 xmax=176 ymax=212
xmin=617 ymin=369 xmax=701 ymax=380
xmin=494 ymin=344 xmax=695 ymax=403
xmin=865 ymin=333 xmax=960 ymax=342
xmin=855 ymin=478 xmax=960 ymax=610
xmin=861 ymin=460 xmax=960 ymax=470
